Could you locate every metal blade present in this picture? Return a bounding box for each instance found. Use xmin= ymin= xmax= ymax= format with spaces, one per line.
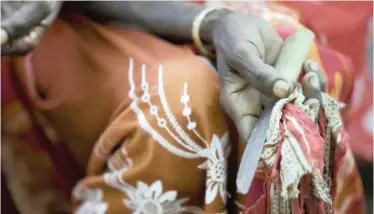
xmin=236 ymin=103 xmax=274 ymax=194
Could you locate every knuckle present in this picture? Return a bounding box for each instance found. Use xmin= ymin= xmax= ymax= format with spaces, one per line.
xmin=229 ymin=43 xmax=248 ymax=64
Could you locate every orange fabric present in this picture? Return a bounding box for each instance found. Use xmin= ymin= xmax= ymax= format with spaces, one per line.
xmin=2 ymin=18 xmax=235 ymax=213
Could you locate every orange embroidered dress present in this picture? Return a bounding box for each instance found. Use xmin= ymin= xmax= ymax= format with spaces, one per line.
xmin=1 ymin=4 xmax=365 ymax=214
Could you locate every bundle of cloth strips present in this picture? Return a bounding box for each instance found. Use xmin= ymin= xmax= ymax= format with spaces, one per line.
xmin=258 ymin=84 xmax=350 ymax=213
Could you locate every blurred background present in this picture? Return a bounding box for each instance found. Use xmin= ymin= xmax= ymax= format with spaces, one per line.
xmin=359 ymin=17 xmax=373 ymax=214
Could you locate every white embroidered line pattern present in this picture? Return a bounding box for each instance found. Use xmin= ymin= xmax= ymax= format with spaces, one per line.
xmin=181 ymin=83 xmax=210 ymax=148
xmin=158 ymin=66 xmax=205 ymax=151
xmin=127 ymin=58 xmax=230 ymax=205
xmin=128 ymin=58 xmax=199 ymax=158
xmin=73 ymin=57 xmax=231 ymax=214
xmin=143 ymin=64 xmax=200 ymax=152
xmin=128 ymin=58 xmax=138 ymax=102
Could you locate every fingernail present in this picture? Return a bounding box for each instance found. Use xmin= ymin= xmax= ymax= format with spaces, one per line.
xmin=0 ymin=29 xmax=9 ymax=45
xmin=304 ymin=99 xmax=320 ymax=119
xmin=307 ymin=60 xmax=319 ymax=72
xmin=304 ymin=98 xmax=320 ymax=107
xmin=273 ymin=80 xmax=292 ymax=98
xmin=29 ymin=31 xmax=38 ymax=41
xmin=308 ymin=75 xmax=320 ymax=89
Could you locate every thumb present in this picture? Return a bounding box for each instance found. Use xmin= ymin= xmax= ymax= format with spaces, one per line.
xmin=226 ymin=41 xmax=293 ymax=99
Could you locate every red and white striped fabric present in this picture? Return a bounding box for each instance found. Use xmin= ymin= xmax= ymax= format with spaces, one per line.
xmin=259 ymin=86 xmax=363 ymax=213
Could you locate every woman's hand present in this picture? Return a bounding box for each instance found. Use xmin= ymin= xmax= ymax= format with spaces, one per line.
xmin=213 ymin=12 xmax=288 ymax=98
xmin=210 ymin=12 xmax=324 ymax=141
xmin=1 ymin=1 xmax=63 ymax=56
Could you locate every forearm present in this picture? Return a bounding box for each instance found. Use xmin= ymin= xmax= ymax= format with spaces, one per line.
xmin=82 ymin=1 xmax=230 ymax=44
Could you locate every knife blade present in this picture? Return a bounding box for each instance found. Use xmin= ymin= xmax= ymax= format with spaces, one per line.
xmin=237 ymin=103 xmax=274 ymax=194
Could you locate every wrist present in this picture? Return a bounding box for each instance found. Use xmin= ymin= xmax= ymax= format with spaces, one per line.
xmin=199 ymin=9 xmax=233 ymax=44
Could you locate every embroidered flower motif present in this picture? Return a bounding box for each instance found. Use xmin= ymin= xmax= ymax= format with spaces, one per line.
xmin=123 ymin=180 xmax=193 ymax=214
xmin=198 ymin=133 xmax=230 ymax=204
xmin=74 ymin=188 xmax=108 ymax=214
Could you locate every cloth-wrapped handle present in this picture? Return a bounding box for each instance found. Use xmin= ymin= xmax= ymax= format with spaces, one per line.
xmin=272 ymin=29 xmax=315 ymax=97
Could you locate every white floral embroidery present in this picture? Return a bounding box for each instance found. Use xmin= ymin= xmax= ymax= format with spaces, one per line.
xmin=127 ymin=58 xmax=230 ymax=205
xmin=198 ymin=134 xmax=230 ymax=204
xmin=124 ymin=181 xmax=191 ymax=214
xmin=73 ymin=188 xmax=108 ymax=214
xmin=104 ymin=172 xmax=204 ymax=214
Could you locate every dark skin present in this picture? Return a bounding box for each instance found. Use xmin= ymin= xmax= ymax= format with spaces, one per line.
xmin=1 ymin=1 xmax=222 ymax=51
xmin=1 ymin=1 xmax=63 ymax=54
xmin=80 ymin=1 xmax=223 ymax=44
xmin=1 ymin=1 xmax=324 ymax=141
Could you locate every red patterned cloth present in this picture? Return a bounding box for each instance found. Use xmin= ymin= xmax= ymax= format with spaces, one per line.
xmin=257 ymin=87 xmax=364 ymax=214
xmin=192 ymin=1 xmax=366 ymax=213
xmin=237 ymin=86 xmax=365 ymax=213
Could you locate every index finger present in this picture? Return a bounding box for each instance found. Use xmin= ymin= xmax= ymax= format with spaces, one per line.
xmin=227 ymin=41 xmax=291 ymax=98
xmin=229 ymin=29 xmax=315 ymax=99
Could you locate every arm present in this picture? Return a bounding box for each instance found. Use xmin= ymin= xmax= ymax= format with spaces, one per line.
xmin=81 ymin=1 xmax=230 ymax=44
xmin=2 ymin=1 xmax=227 ymax=53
